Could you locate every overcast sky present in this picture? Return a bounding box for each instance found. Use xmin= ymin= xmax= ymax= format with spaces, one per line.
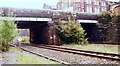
xmin=0 ymin=0 xmax=59 ymax=9
xmin=0 ymin=0 xmax=119 ymax=9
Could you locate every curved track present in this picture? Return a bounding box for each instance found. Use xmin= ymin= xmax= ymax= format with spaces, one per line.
xmin=20 ymin=43 xmax=120 ymax=61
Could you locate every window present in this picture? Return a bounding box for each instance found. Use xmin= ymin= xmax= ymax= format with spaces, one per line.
xmin=94 ymin=7 xmax=97 ymax=13
xmin=78 ymin=4 xmax=80 ymax=7
xmin=81 ymin=6 xmax=84 ymax=13
xmin=103 ymin=2 xmax=106 ymax=6
xmin=90 ymin=0 xmax=92 ymax=4
xmin=101 ymin=7 xmax=106 ymax=12
xmin=87 ymin=6 xmax=90 ymax=13
xmin=94 ymin=0 xmax=97 ymax=5
xmin=103 ymin=8 xmax=106 ymax=11
xmin=86 ymin=0 xmax=89 ymax=4
xmin=89 ymin=6 xmax=92 ymax=13
xmin=101 ymin=1 xmax=105 ymax=6
xmin=96 ymin=1 xmax=99 ymax=5
xmin=95 ymin=7 xmax=100 ymax=14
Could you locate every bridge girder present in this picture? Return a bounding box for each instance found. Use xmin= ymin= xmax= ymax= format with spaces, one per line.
xmin=16 ymin=21 xmax=49 ymax=29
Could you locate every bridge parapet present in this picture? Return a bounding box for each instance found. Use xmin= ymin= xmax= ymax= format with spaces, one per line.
xmin=1 ymin=7 xmax=99 ymax=20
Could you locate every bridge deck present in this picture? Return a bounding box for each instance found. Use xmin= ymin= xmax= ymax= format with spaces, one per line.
xmin=1 ymin=7 xmax=99 ymax=20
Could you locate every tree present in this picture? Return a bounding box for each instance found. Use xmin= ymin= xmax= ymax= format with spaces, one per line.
xmin=98 ymin=11 xmax=120 ymax=44
xmin=98 ymin=12 xmax=112 ymax=42
xmin=0 ymin=8 xmax=18 ymax=52
xmin=55 ymin=15 xmax=88 ymax=44
xmin=112 ymin=15 xmax=120 ymax=44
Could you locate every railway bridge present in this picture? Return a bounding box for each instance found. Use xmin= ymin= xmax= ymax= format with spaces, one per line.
xmin=1 ymin=7 xmax=101 ymax=45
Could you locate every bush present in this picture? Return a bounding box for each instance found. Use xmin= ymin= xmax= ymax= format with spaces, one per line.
xmin=55 ymin=15 xmax=88 ymax=45
xmin=112 ymin=15 xmax=120 ymax=44
xmin=0 ymin=9 xmax=18 ymax=52
xmin=98 ymin=12 xmax=120 ymax=44
xmin=98 ymin=12 xmax=112 ymax=42
xmin=21 ymin=36 xmax=30 ymax=43
xmin=13 ymin=36 xmax=30 ymax=43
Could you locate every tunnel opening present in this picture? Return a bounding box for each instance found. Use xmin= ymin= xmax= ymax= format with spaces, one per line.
xmin=17 ymin=21 xmax=53 ymax=45
xmin=81 ymin=23 xmax=100 ymax=43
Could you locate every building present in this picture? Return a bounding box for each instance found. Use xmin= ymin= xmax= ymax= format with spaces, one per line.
xmin=106 ymin=1 xmax=117 ymax=10
xmin=43 ymin=3 xmax=57 ymax=10
xmin=43 ymin=3 xmax=52 ymax=9
xmin=109 ymin=1 xmax=120 ymax=15
xmin=57 ymin=0 xmax=108 ymax=14
xmin=113 ymin=4 xmax=120 ymax=15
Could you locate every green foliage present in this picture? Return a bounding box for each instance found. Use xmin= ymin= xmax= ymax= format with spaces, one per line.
xmin=112 ymin=15 xmax=120 ymax=44
xmin=0 ymin=9 xmax=18 ymax=52
xmin=13 ymin=36 xmax=30 ymax=43
xmin=112 ymin=15 xmax=120 ymax=25
xmin=55 ymin=15 xmax=88 ymax=44
xmin=2 ymin=47 xmax=59 ymax=64
xmin=98 ymin=12 xmax=120 ymax=44
xmin=98 ymin=12 xmax=112 ymax=42
xmin=62 ymin=44 xmax=118 ymax=54
xmin=21 ymin=36 xmax=30 ymax=43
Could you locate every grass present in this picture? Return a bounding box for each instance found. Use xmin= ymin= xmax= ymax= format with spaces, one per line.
xmin=62 ymin=44 xmax=119 ymax=54
xmin=13 ymin=36 xmax=30 ymax=43
xmin=2 ymin=47 xmax=59 ymax=64
xmin=9 ymin=47 xmax=21 ymax=51
xmin=17 ymin=54 xmax=59 ymax=64
xmin=0 ymin=54 xmax=2 ymax=58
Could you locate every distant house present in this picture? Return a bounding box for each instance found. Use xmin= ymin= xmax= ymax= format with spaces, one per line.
xmin=43 ymin=3 xmax=57 ymax=10
xmin=43 ymin=3 xmax=52 ymax=9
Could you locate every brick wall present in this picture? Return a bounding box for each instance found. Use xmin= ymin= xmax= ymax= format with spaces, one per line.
xmin=114 ymin=5 xmax=120 ymax=15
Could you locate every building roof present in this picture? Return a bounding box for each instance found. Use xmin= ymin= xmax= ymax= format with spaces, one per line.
xmin=112 ymin=4 xmax=120 ymax=10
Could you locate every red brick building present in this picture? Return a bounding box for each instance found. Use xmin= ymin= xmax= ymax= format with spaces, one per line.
xmin=57 ymin=0 xmax=108 ymax=14
xmin=112 ymin=4 xmax=120 ymax=15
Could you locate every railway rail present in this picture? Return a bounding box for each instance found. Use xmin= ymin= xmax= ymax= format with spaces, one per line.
xmin=10 ymin=43 xmax=120 ymax=61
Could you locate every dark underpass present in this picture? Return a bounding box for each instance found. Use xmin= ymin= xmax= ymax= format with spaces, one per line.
xmin=81 ymin=23 xmax=100 ymax=43
xmin=30 ymin=23 xmax=52 ymax=44
xmin=17 ymin=21 xmax=53 ymax=44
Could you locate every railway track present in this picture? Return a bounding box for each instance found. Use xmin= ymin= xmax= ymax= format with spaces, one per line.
xmin=10 ymin=43 xmax=120 ymax=61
